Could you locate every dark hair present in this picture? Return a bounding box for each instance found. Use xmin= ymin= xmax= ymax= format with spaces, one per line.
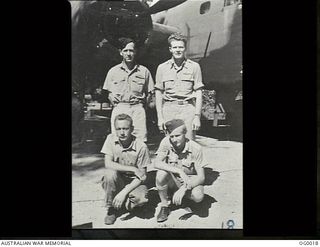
xmin=118 ymin=37 xmax=136 ymax=50
xmin=168 ymin=33 xmax=187 ymax=46
xmin=114 ymin=113 xmax=133 ymax=127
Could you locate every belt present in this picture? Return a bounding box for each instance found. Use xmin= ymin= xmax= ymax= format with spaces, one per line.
xmin=164 ymin=99 xmax=193 ymax=105
xmin=115 ymin=102 xmax=142 ymax=106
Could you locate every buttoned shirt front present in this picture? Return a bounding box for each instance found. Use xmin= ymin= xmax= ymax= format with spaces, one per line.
xmin=103 ymin=62 xmax=154 ymax=105
xmin=155 ymin=59 xmax=204 ymax=101
xmin=101 ymin=134 xmax=151 ymax=171
xmin=155 ymin=136 xmax=206 ymax=176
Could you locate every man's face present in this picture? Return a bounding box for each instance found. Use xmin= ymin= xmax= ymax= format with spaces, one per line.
xmin=169 ymin=125 xmax=186 ymax=150
xmin=169 ymin=40 xmax=186 ymax=60
xmin=115 ymin=119 xmax=133 ymax=142
xmin=120 ymin=42 xmax=136 ymax=63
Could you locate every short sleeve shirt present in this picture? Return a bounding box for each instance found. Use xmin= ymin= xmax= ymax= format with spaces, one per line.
xmin=103 ymin=63 xmax=155 ymax=104
xmin=155 ymin=136 xmax=206 ymax=175
xmin=101 ymin=134 xmax=151 ymax=171
xmin=155 ymin=59 xmax=204 ymax=101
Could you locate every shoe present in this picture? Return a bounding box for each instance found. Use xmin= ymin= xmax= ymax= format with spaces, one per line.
xmin=104 ymin=207 xmax=117 ymax=225
xmin=157 ymin=206 xmax=170 ymax=223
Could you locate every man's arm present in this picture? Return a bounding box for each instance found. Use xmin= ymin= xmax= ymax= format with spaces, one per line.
xmin=155 ymin=90 xmax=165 ymax=130
xmin=155 ymin=159 xmax=182 ymax=175
xmin=192 ymin=62 xmax=204 ymax=131
xmin=105 ymin=151 xmax=147 ymax=209
xmin=155 ymin=65 xmax=165 ymax=131
xmin=104 ymin=155 xmax=144 ymax=180
xmin=192 ymin=89 xmax=202 ymax=131
xmin=113 ymin=176 xmax=144 ymax=209
xmin=145 ymin=69 xmax=156 ymax=109
xmin=154 ymin=155 xmax=190 ymax=184
xmin=109 ymin=143 xmax=149 ymax=209
xmin=172 ymin=165 xmax=205 ymax=205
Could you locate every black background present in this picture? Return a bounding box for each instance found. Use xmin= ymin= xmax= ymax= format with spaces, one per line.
xmin=2 ymin=0 xmax=318 ymax=239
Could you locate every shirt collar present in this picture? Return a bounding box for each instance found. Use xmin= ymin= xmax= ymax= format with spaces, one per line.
xmin=169 ymin=58 xmax=189 ymax=70
xmin=170 ymin=139 xmax=191 ymax=154
xmin=120 ymin=62 xmax=139 ymax=73
xmin=114 ymin=135 xmax=137 ymax=151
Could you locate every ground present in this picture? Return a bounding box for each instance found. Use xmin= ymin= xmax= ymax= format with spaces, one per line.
xmin=72 ymin=134 xmax=242 ymax=229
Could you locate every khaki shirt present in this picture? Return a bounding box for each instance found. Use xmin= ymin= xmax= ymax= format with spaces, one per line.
xmin=103 ymin=62 xmax=154 ymax=105
xmin=101 ymin=134 xmax=151 ymax=171
xmin=155 ymin=136 xmax=206 ymax=176
xmin=155 ymin=59 xmax=204 ymax=101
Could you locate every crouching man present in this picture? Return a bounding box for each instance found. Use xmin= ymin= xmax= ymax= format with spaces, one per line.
xmin=155 ymin=119 xmax=206 ymax=223
xmin=101 ymin=113 xmax=151 ymax=225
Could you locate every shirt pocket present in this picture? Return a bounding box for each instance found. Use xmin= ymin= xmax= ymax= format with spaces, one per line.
xmin=179 ymin=72 xmax=194 ymax=92
xmin=162 ymin=74 xmax=176 ymax=90
xmin=110 ymin=76 xmax=126 ymax=93
xmin=123 ymin=152 xmax=138 ymax=166
xmin=180 ymin=72 xmax=194 ymax=81
xmin=131 ymin=74 xmax=145 ymax=93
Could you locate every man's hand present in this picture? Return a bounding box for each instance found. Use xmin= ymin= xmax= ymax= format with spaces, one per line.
xmin=157 ymin=118 xmax=165 ymax=131
xmin=192 ymin=115 xmax=201 ymax=131
xmin=108 ymin=94 xmax=116 ymax=106
xmin=147 ymin=94 xmax=156 ymax=109
xmin=172 ymin=186 xmax=187 ymax=206
xmin=133 ymin=168 xmax=146 ymax=181
xmin=112 ymin=190 xmax=128 ymax=210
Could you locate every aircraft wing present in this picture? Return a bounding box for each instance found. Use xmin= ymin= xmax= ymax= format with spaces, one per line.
xmin=147 ymin=22 xmax=180 ymax=45
xmin=152 ymin=22 xmax=180 ymax=35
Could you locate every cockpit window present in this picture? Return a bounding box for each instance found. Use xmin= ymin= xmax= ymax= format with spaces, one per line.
xmin=200 ymin=1 xmax=211 ymax=15
xmin=224 ymin=0 xmax=236 ymax=7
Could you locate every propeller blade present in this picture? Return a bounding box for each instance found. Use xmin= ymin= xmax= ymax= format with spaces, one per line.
xmin=148 ymin=0 xmax=187 ymax=14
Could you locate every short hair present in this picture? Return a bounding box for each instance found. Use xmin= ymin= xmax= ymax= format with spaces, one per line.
xmin=168 ymin=33 xmax=187 ymax=47
xmin=114 ymin=113 xmax=133 ymax=127
xmin=118 ymin=37 xmax=136 ymax=50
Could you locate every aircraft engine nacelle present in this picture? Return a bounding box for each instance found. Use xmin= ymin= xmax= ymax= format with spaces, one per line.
xmin=71 ymin=1 xmax=154 ymax=95
xmin=100 ymin=1 xmax=152 ymax=48
xmin=72 ymin=1 xmax=153 ymax=49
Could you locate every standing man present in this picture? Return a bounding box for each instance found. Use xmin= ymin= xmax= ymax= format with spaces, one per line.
xmin=103 ymin=37 xmax=154 ymax=142
xmin=155 ymin=33 xmax=204 ymax=140
xmin=154 ymin=119 xmax=206 ymax=223
xmin=101 ymin=113 xmax=151 ymax=225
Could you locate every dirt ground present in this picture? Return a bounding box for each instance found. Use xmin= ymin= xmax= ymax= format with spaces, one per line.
xmin=72 ymin=135 xmax=242 ymax=229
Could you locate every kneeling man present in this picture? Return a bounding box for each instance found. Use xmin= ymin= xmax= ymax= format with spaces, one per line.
xmin=155 ymin=119 xmax=206 ymax=223
xmin=101 ymin=114 xmax=151 ymax=225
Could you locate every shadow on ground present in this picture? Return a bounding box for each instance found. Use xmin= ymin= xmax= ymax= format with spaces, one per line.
xmin=128 ymin=169 xmax=219 ymax=221
xmin=204 ymin=167 xmax=220 ymax=185
xmin=144 ymin=168 xmax=220 ymax=189
xmin=177 ymin=194 xmax=217 ymax=220
xmin=73 ymin=222 xmax=93 ymax=229
xmin=72 ymin=156 xmax=104 ymax=171
xmin=119 ymin=190 xmax=159 ymax=221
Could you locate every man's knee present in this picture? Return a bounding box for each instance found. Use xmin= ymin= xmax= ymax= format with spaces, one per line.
xmin=190 ymin=186 xmax=204 ymax=203
xmin=156 ymin=170 xmax=170 ymax=187
xmin=102 ymin=169 xmax=118 ymax=189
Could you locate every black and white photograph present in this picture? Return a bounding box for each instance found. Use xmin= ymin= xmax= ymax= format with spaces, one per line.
xmin=71 ymin=0 xmax=243 ymax=229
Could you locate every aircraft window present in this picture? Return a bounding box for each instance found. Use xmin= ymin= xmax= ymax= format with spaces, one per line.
xmin=224 ymin=0 xmax=236 ymax=6
xmin=200 ymin=1 xmax=211 ymax=15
